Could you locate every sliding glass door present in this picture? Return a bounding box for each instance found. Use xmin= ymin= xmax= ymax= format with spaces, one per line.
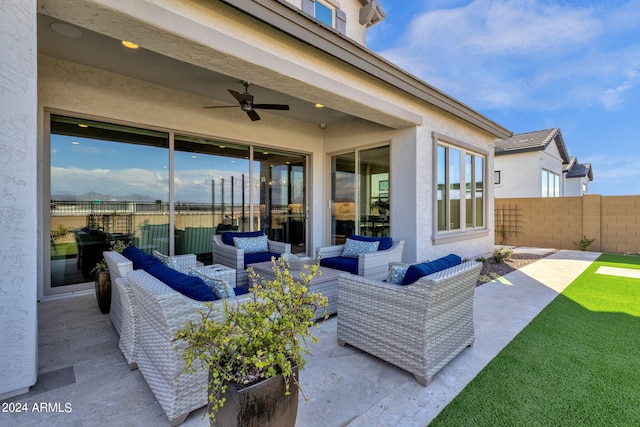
xmin=329 ymin=145 xmax=389 ymax=245
xmin=46 ymin=114 xmax=307 ymax=295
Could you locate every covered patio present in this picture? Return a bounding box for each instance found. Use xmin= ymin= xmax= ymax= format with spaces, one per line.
xmin=1 ymin=250 xmax=598 ymax=426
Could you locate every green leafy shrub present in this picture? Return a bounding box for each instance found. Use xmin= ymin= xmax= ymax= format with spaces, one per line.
xmin=492 ymin=247 xmax=513 ymax=263
xmin=573 ymin=236 xmax=596 ymax=251
xmin=175 ymin=258 xmax=328 ymax=424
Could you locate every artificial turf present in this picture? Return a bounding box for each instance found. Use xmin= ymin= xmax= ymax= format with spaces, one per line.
xmin=429 ymin=254 xmax=640 ymax=426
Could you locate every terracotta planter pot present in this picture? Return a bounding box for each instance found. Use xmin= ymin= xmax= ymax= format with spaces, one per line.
xmin=95 ymin=270 xmax=111 ymax=314
xmin=211 ymin=366 xmax=298 ymax=427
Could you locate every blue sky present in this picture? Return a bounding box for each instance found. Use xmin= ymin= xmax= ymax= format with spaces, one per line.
xmin=368 ymin=0 xmax=640 ymax=196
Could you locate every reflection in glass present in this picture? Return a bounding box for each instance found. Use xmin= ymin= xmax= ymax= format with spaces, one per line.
xmin=174 ymin=136 xmax=250 ymax=260
xmin=49 ymin=115 xmax=169 ymax=287
xmin=331 ymin=152 xmax=356 ymax=245
xmin=254 ymin=148 xmax=306 ymax=253
xmin=449 ymin=147 xmax=461 ymax=230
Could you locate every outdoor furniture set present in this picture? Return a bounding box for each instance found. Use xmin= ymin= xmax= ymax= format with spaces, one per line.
xmin=103 ymin=230 xmax=481 ymax=425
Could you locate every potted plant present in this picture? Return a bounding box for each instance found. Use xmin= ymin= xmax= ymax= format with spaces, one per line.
xmin=91 ymin=239 xmax=129 ymax=314
xmin=175 ymin=258 xmax=328 ymax=426
xmin=371 ymin=198 xmax=390 ymax=215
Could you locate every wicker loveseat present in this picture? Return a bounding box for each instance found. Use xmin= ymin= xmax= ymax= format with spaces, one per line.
xmin=128 ymin=268 xmax=251 ymax=426
xmin=104 ymin=250 xmax=199 ymax=369
xmin=212 ymin=231 xmax=290 ymax=288
xmin=337 ymin=260 xmax=482 ymax=386
xmin=316 ymin=237 xmax=405 ymax=281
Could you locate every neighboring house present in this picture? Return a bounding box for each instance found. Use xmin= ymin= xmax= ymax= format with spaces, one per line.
xmin=0 ymin=0 xmax=511 ymax=398
xmin=564 ymin=157 xmax=594 ymax=196
xmin=494 ymin=128 xmax=593 ymax=198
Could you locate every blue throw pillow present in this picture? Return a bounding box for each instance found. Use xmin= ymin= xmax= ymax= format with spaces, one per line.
xmin=122 ymin=246 xmax=162 ymax=270
xmin=401 ymin=254 xmax=462 ymax=285
xmin=221 ymin=231 xmax=264 ymax=246
xmin=349 ymin=234 xmax=393 ymax=251
xmin=146 ymin=263 xmax=216 ymax=301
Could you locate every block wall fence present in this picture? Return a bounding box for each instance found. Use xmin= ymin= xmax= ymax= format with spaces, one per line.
xmin=495 ymin=194 xmax=640 ymax=254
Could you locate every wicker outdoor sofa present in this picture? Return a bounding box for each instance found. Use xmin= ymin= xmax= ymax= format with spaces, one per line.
xmin=337 ymin=260 xmax=483 ymax=386
xmin=104 ymin=250 xmax=199 ymax=370
xmin=127 ymin=268 xmax=251 ymax=426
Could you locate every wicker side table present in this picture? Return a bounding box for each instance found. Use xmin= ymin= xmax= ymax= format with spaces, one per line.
xmin=195 ymin=264 xmax=236 ymax=288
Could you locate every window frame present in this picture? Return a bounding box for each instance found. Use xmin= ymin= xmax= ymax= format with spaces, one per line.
xmin=541 ymin=169 xmax=560 ymax=197
xmin=315 ymin=0 xmax=336 ymax=27
xmin=432 ymin=132 xmax=489 ymax=245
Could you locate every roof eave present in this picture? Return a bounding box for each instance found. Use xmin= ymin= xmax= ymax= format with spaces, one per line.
xmin=219 ymin=0 xmax=512 ymax=138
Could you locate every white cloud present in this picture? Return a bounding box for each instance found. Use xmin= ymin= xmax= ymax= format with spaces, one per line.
xmin=375 ymin=0 xmax=640 ymax=112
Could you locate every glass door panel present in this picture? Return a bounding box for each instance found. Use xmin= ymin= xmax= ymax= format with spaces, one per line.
xmin=174 ymin=136 xmax=250 ymax=262
xmin=330 ymin=152 xmax=356 ymax=245
xmin=254 ymin=148 xmax=307 ymax=253
xmin=359 ymin=146 xmax=390 ymax=237
xmin=49 ymin=115 xmax=169 ymax=292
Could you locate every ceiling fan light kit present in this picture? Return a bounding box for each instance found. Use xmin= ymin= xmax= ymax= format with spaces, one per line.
xmin=204 ymin=81 xmax=290 ymax=121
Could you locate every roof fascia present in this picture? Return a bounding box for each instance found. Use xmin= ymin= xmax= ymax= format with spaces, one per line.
xmin=219 ymin=0 xmax=512 ymax=138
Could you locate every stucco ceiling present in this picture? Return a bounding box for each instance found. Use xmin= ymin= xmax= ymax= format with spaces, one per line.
xmin=37 ymin=13 xmax=351 ymax=126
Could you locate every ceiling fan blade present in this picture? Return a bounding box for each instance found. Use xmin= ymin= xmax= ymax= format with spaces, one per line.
xmin=252 ymin=104 xmax=290 ymax=111
xmin=228 ymin=89 xmax=245 ymax=103
xmin=203 ymin=105 xmax=236 ymax=109
xmin=247 ymin=110 xmax=261 ymax=121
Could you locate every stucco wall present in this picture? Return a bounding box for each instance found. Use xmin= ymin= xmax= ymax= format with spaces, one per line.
xmin=494 ymin=151 xmax=542 ymax=198
xmin=0 ymin=0 xmax=38 ymax=399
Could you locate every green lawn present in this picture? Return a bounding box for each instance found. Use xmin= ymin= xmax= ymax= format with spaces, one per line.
xmin=51 ymin=242 xmax=78 ymax=260
xmin=430 ymin=254 xmax=640 ymax=427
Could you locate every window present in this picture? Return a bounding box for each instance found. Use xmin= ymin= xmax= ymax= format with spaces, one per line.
xmin=541 ymin=169 xmax=560 ymax=197
xmin=435 ymin=133 xmax=487 ymax=240
xmin=494 ymin=170 xmax=501 ymax=185
xmin=315 ymin=0 xmax=335 ymax=27
xmin=302 ymin=0 xmax=346 ymax=34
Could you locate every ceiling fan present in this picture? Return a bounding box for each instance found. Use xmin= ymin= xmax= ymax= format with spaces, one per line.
xmin=204 ymin=81 xmax=290 ymax=121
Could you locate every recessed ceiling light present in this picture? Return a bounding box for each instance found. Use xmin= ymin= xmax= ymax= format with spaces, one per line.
xmin=219 ymin=145 xmax=226 ymax=149
xmin=121 ymin=40 xmax=139 ymax=49
xmin=78 ymin=123 xmax=88 ymax=128
xmin=263 ymin=151 xmax=269 ymax=155
xmin=314 ymin=103 xmax=324 ymax=108
xmin=50 ymin=22 xmax=82 ymax=38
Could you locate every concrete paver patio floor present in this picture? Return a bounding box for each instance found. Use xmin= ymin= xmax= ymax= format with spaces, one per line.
xmin=1 ymin=249 xmax=599 ymax=426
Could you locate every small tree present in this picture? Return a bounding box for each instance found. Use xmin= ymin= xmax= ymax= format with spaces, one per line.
xmin=573 ymin=236 xmax=596 ymax=251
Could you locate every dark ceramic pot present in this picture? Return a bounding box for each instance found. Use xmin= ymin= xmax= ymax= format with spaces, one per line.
xmin=211 ymin=366 xmax=298 ymax=427
xmin=95 ymin=269 xmax=111 ymax=314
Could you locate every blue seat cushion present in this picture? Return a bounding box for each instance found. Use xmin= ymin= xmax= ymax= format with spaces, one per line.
xmin=244 ymin=252 xmax=280 ymax=268
xmin=320 ymin=256 xmax=358 ymax=275
xmin=349 ymin=234 xmax=393 ymax=251
xmin=122 ymin=246 xmax=162 ymax=270
xmin=401 ymin=254 xmax=462 ymax=285
xmin=221 ymin=231 xmax=264 ymax=246
xmin=234 ymin=287 xmax=250 ymax=296
xmin=146 ymin=263 xmax=217 ymax=301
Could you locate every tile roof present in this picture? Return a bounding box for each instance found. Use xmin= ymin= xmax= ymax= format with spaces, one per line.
xmin=494 ymin=128 xmax=570 ymax=162
xmin=565 ymin=157 xmax=593 ymax=180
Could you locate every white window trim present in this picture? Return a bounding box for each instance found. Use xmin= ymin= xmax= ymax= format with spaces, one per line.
xmin=316 ymin=0 xmax=338 ymax=27
xmin=432 ymin=132 xmax=489 ymax=245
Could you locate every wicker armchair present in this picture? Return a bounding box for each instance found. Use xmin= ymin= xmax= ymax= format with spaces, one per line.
xmin=316 ymin=239 xmax=405 ymax=281
xmin=337 ymin=260 xmax=482 ymax=386
xmin=211 ymin=234 xmax=290 ymax=288
xmin=103 ymin=250 xmax=199 ymax=370
xmin=128 ymin=269 xmax=251 ymax=426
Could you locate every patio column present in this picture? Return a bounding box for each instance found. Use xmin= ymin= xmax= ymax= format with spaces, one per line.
xmin=0 ymin=0 xmax=38 ymax=399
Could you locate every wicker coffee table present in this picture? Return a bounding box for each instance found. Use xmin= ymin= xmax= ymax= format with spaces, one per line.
xmin=249 ymin=260 xmax=344 ymax=319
